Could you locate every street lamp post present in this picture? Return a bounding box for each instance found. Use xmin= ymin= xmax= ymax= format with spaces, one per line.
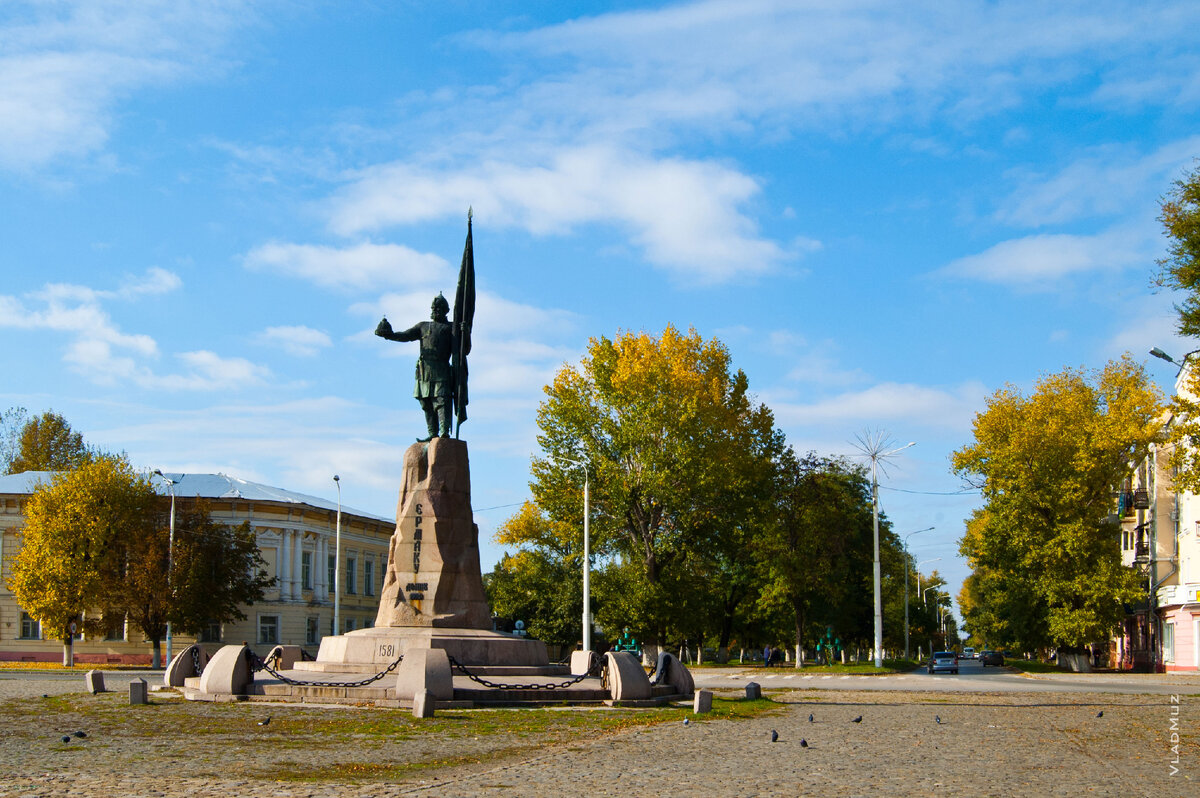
xmin=901 ymin=527 xmax=933 ymax=660
xmin=333 ymin=475 xmax=342 ymax=637
xmin=854 ymin=433 xmax=915 ymax=668
xmin=556 ymin=456 xmax=591 ymax=652
xmin=153 ymin=470 xmax=178 ymax=668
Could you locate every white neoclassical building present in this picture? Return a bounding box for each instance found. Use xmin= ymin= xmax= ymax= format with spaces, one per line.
xmin=0 ymin=471 xmax=394 ymax=664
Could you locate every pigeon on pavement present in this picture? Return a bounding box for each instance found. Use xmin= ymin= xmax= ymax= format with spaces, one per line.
xmin=770 ymin=729 xmax=779 ymax=742
xmin=1096 ymin=711 xmax=1104 ymax=718
xmin=852 ymin=715 xmax=863 ymax=723
xmin=60 ymin=736 xmax=70 ymax=744
xmin=73 ymin=731 xmax=87 ymax=738
xmin=935 ymin=716 xmax=942 ymax=724
xmin=808 ymin=713 xmax=814 ymax=723
xmin=257 ymin=716 xmax=272 ymax=727
xmin=800 ymin=739 xmax=809 ymax=748
xmin=683 ymin=718 xmax=690 ymax=725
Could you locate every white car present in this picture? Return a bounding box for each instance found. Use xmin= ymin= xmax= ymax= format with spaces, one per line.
xmin=962 ymin=647 xmax=976 ymax=659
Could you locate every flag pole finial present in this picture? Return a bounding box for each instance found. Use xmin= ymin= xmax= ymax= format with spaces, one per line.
xmin=467 ymin=206 xmax=472 ymax=223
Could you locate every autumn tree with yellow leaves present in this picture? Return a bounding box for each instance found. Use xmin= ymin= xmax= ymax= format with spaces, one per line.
xmin=497 ymin=326 xmax=782 ymax=660
xmin=7 ymin=455 xmax=155 ymax=665
xmin=953 ymin=357 xmax=1162 ymax=659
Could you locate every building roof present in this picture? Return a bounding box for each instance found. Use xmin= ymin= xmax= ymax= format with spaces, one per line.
xmin=0 ymin=471 xmax=392 ymax=524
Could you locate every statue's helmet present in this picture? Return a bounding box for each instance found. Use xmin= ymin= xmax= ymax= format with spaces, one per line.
xmin=431 ymin=293 xmax=450 ymax=315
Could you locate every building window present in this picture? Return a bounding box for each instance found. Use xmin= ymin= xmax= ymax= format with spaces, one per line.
xmin=328 ymin=554 xmax=336 ymax=593
xmin=301 ymin=551 xmax=313 ymax=590
xmin=1163 ymin=622 xmax=1176 ymax=663
xmin=103 ymin=613 xmax=125 ymax=641
xmin=20 ymin=613 xmax=40 ymax=640
xmin=364 ymin=557 xmax=375 ymax=596
xmin=258 ymin=615 xmax=280 ymax=645
xmin=344 ymin=617 xmax=356 ymax=633
xmin=306 ymin=616 xmax=319 ymax=646
xmin=346 ymin=555 xmax=357 ymax=595
xmin=199 ymin=621 xmax=222 ymax=643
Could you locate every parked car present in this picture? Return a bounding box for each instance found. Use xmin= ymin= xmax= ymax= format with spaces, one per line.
xmin=979 ymin=650 xmax=1005 ymax=667
xmin=928 ymin=651 xmax=959 ymax=674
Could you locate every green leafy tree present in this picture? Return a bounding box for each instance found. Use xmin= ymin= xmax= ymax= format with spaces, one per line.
xmin=755 ymin=450 xmax=876 ymax=665
xmin=166 ymin=500 xmax=274 ymax=641
xmin=1156 ymin=162 xmax=1200 ymax=337
xmin=6 ymin=455 xmax=154 ymax=665
xmin=7 ymin=411 xmax=93 ymax=474
xmin=0 ymin=406 xmax=27 ymax=473
xmin=487 ymin=502 xmax=583 ymax=650
xmin=101 ymin=497 xmax=273 ymax=666
xmin=952 ymin=357 xmax=1161 ymax=654
xmin=506 ymin=326 xmax=781 ymax=659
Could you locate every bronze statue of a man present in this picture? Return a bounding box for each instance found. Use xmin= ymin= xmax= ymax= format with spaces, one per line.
xmin=375 ymin=293 xmax=469 ymax=441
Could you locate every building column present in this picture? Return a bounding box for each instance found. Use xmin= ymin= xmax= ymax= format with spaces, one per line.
xmin=291 ymin=530 xmax=303 ymax=599
xmin=316 ymin=535 xmax=327 ymax=601
xmin=280 ymin=530 xmax=293 ymax=601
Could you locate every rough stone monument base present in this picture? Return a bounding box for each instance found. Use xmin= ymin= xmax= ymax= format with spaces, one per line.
xmin=297 ymin=626 xmax=551 ymax=673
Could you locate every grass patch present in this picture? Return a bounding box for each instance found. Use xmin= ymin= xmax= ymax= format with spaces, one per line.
xmin=1007 ymin=660 xmax=1071 ymax=674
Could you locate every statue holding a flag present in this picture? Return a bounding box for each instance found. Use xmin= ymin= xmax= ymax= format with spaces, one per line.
xmin=375 ymin=211 xmax=475 ymax=441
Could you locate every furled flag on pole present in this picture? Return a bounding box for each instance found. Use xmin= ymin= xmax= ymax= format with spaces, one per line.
xmin=452 ymin=209 xmax=475 ymax=438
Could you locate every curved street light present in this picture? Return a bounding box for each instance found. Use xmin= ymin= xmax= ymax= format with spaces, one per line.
xmin=901 ymin=527 xmax=933 ymax=660
xmin=333 ymin=475 xmax=341 ymax=637
xmin=153 ymin=469 xmax=178 ymax=668
xmin=555 ymin=456 xmax=591 ymax=653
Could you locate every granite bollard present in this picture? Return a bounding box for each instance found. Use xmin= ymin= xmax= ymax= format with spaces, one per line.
xmin=412 ymin=689 xmax=435 ymax=718
xmin=745 ymin=681 xmax=761 ymax=700
xmin=693 ymin=689 xmax=713 ymax=714
xmin=85 ymin=670 xmax=106 ymax=694
xmin=129 ymin=678 xmax=148 ymax=705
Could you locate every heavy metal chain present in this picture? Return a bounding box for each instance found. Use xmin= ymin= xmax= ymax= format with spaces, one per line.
xmin=446 ymin=653 xmax=606 ymax=690
xmin=190 ymin=645 xmax=203 ymax=676
xmin=246 ymin=649 xmax=404 ymax=688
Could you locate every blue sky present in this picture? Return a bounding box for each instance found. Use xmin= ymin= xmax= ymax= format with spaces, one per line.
xmin=3 ymin=0 xmax=1198 ymax=625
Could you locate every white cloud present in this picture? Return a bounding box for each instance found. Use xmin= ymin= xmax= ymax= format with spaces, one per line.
xmin=995 ymin=137 xmax=1200 ymax=227
xmin=935 ymin=226 xmax=1154 ymax=286
xmin=256 ymin=325 xmax=333 ymax=357
xmin=0 ymin=270 xmax=267 ymax=391
xmin=0 ymin=1 xmax=253 ymax=173
xmin=1103 ymin=294 xmax=1190 ymax=364
xmin=329 ymin=145 xmax=784 ymax=284
xmin=244 ymin=241 xmax=450 ymax=293
xmin=770 ymin=381 xmax=989 ymax=433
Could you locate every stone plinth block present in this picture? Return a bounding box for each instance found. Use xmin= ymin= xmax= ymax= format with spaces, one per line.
xmin=85 ymin=670 xmax=106 ymax=694
xmin=694 ymin=689 xmax=713 ymax=714
xmin=129 ymin=678 xmax=148 ymax=705
xmin=605 ymin=651 xmax=651 ymax=701
xmin=412 ymin=689 xmax=435 ymax=718
xmin=745 ymin=681 xmax=761 ymax=700
xmin=375 ymin=438 xmax=490 ymax=629
xmin=198 ymin=644 xmax=251 ymax=696
xmin=164 ymin=644 xmax=209 ymax=687
xmin=395 ymin=648 xmax=453 ymax=701
xmin=570 ymin=650 xmax=597 ymax=676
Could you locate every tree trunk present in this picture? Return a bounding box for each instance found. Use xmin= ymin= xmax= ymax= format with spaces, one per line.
xmin=151 ymin=638 xmax=162 ymax=669
xmin=792 ymin=597 xmax=806 ymax=669
xmin=62 ymin=636 xmax=74 ymax=668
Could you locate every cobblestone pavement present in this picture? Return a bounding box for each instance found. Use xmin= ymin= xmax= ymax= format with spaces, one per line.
xmin=0 ymin=676 xmax=1194 ymax=797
